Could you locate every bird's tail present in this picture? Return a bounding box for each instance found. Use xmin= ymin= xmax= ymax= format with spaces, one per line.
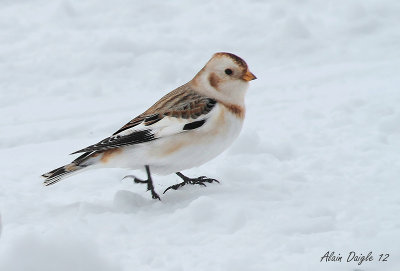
xmin=42 ymin=163 xmax=86 ymax=186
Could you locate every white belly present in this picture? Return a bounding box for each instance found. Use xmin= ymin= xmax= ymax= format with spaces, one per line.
xmin=104 ymin=104 xmax=243 ymax=175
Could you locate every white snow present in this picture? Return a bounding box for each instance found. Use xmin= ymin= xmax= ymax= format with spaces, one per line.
xmin=1 ymin=0 xmax=400 ymax=270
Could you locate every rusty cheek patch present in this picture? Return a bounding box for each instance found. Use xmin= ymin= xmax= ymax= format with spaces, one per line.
xmin=100 ymin=148 xmax=123 ymax=163
xmin=208 ymin=73 xmax=220 ymax=89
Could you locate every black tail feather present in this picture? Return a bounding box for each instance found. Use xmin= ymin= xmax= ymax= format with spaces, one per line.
xmin=42 ymin=163 xmax=85 ymax=186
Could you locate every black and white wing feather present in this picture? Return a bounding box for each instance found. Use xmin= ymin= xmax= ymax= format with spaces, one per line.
xmin=71 ymin=90 xmax=216 ymax=154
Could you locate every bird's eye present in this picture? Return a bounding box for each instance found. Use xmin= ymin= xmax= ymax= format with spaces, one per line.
xmin=225 ymin=69 xmax=233 ymax=75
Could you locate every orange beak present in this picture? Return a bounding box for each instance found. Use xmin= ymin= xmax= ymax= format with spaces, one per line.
xmin=242 ymin=70 xmax=257 ymax=81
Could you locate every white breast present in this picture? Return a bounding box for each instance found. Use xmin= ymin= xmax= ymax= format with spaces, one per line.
xmin=105 ymin=104 xmax=244 ymax=175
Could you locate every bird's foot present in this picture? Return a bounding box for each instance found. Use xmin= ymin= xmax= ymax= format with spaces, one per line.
xmin=163 ymin=174 xmax=219 ymax=194
xmin=123 ymin=175 xmax=161 ymax=200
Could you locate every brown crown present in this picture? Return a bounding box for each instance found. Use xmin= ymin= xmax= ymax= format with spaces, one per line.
xmin=213 ymin=52 xmax=248 ymax=70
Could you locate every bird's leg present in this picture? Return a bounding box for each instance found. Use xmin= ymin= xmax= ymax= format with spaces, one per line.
xmin=163 ymin=172 xmax=219 ymax=194
xmin=123 ymin=165 xmax=161 ymax=200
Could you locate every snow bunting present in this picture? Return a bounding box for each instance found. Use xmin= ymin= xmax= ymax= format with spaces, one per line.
xmin=42 ymin=52 xmax=256 ymax=199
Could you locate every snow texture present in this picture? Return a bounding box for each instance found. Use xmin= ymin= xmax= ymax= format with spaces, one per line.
xmin=1 ymin=0 xmax=400 ymax=270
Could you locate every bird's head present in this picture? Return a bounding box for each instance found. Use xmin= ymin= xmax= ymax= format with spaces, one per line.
xmin=192 ymin=52 xmax=256 ymax=106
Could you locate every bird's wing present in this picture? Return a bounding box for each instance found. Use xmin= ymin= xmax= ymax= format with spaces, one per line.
xmin=71 ymin=90 xmax=217 ymax=154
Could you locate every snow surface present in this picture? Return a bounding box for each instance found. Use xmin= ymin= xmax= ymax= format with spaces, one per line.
xmin=1 ymin=0 xmax=400 ymax=270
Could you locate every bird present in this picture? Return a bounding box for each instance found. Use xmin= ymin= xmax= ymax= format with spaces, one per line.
xmin=42 ymin=52 xmax=256 ymax=200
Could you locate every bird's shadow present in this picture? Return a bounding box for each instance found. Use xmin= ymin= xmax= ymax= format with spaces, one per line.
xmin=112 ymin=189 xmax=155 ymax=212
xmin=48 ymin=184 xmax=221 ymax=217
xmin=112 ymin=186 xmax=221 ymax=214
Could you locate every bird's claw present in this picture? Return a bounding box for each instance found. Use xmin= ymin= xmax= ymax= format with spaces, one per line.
xmin=122 ymin=175 xmax=149 ymax=184
xmin=134 ymin=178 xmax=148 ymax=184
xmin=122 ymin=175 xmax=136 ymax=181
xmin=151 ymin=191 xmax=161 ymax=200
xmin=163 ymin=183 xmax=186 ymax=194
xmin=163 ymin=176 xmax=219 ymax=194
xmin=192 ymin=176 xmax=219 ymax=184
xmin=123 ymin=174 xmax=161 ymax=200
